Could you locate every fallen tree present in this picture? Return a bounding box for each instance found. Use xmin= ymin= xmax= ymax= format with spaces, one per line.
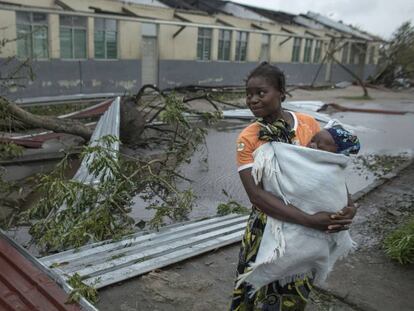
xmin=0 ymin=96 xmax=94 ymax=140
xmin=0 ymin=85 xmax=156 ymax=141
xmin=4 ymin=86 xmax=223 ymax=253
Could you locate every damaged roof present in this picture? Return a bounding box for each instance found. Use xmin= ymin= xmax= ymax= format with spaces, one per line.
xmin=232 ymin=3 xmax=300 ymax=26
xmin=118 ymin=0 xmax=168 ymax=8
xmin=122 ymin=0 xmax=381 ymax=40
xmin=305 ymin=11 xmax=375 ymax=40
xmin=157 ymin=0 xmax=229 ymax=15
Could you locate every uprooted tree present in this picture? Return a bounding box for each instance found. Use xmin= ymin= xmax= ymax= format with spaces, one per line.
xmin=1 ymin=84 xmax=224 ymax=253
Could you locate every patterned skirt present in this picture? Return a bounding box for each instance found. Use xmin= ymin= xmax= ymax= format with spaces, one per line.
xmin=230 ymin=207 xmax=313 ymax=311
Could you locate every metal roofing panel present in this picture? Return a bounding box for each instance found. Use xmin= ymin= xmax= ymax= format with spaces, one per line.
xmin=158 ymin=0 xmax=227 ymax=15
xmin=119 ymin=0 xmax=168 ymax=8
xmin=58 ymin=99 xmax=113 ymax=119
xmin=0 ymin=234 xmax=81 ymax=311
xmin=122 ymin=4 xmax=174 ymax=19
xmin=294 ymin=15 xmax=326 ymax=31
xmin=41 ymin=214 xmax=248 ymax=289
xmin=221 ymin=2 xmax=273 ymax=23
xmin=0 ymin=133 xmax=64 ymax=148
xmin=235 ymin=4 xmax=299 ymax=26
xmin=306 ymin=12 xmax=373 ymax=40
xmin=71 ymin=97 xmax=120 ymax=185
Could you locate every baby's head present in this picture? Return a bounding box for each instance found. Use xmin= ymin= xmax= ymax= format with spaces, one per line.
xmin=307 ymin=126 xmax=360 ymax=156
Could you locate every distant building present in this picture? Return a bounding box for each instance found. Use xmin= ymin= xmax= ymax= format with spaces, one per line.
xmin=0 ymin=0 xmax=382 ymax=100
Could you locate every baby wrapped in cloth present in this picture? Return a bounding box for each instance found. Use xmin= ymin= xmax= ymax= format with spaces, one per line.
xmin=237 ymin=123 xmax=359 ymax=292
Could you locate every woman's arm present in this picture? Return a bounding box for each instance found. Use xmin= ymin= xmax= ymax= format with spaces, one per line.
xmin=239 ymin=169 xmax=353 ymax=232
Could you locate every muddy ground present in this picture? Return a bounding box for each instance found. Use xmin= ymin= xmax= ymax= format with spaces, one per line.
xmin=97 ymin=161 xmax=414 ymax=311
xmin=2 ymin=85 xmax=413 ymax=310
xmin=97 ymin=84 xmax=414 ymax=309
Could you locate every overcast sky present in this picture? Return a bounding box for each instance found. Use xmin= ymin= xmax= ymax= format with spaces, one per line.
xmin=229 ymin=0 xmax=414 ymax=39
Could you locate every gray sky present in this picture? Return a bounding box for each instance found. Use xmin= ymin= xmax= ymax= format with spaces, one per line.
xmin=229 ymin=0 xmax=414 ymax=39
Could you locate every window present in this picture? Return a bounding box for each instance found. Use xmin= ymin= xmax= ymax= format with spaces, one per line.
xmin=60 ymin=15 xmax=87 ymax=59
xmin=16 ymin=12 xmax=48 ymax=59
xmin=197 ymin=28 xmax=212 ymax=60
xmin=368 ymin=46 xmax=375 ymax=64
xmin=235 ymin=31 xmax=248 ymax=61
xmin=341 ymin=42 xmax=349 ymax=64
xmin=291 ymin=37 xmax=302 ymax=62
xmin=303 ymin=39 xmax=313 ymax=63
xmin=94 ymin=18 xmax=117 ymax=59
xmin=313 ymin=40 xmax=322 ymax=63
xmin=218 ymin=29 xmax=231 ymax=61
xmin=260 ymin=34 xmax=270 ymax=62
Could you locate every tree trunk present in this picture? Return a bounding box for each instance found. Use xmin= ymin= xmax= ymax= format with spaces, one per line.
xmin=1 ymin=97 xmax=93 ymax=140
xmin=120 ymin=96 xmax=146 ymax=145
xmin=1 ymin=89 xmax=153 ymax=143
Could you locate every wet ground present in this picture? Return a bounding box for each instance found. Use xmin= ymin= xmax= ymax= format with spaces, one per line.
xmin=96 ymin=86 xmax=414 ymax=310
xmin=97 ymin=161 xmax=414 ymax=311
xmin=1 ymin=85 xmax=413 ymax=309
xmin=151 ymin=99 xmax=414 ymax=221
xmin=2 ymin=86 xmax=414 ymax=251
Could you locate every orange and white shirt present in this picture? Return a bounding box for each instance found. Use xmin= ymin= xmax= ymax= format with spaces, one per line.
xmin=236 ymin=111 xmax=320 ymax=172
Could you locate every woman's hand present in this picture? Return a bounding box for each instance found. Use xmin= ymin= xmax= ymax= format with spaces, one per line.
xmin=307 ymin=211 xmax=353 ymax=233
xmin=324 ymin=203 xmax=358 ymax=233
xmin=337 ymin=188 xmax=359 ymax=220
xmin=337 ymin=202 xmax=358 ymax=219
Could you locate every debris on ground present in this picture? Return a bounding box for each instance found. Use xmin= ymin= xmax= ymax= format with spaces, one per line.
xmin=352 ymin=153 xmax=412 ymax=178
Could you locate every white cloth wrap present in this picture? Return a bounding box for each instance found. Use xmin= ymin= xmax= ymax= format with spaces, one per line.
xmin=236 ymin=142 xmax=356 ymax=292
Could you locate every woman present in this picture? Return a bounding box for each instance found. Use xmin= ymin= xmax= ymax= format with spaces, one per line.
xmin=230 ymin=62 xmax=357 ymax=311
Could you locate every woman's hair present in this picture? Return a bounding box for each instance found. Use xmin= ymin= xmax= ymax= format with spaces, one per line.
xmin=246 ymin=62 xmax=286 ymax=102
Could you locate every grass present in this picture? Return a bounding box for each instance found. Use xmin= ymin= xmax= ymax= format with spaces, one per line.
xmin=383 ymin=217 xmax=414 ymax=264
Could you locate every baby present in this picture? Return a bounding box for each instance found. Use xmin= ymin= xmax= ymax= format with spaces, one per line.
xmin=307 ymin=125 xmax=360 ymax=156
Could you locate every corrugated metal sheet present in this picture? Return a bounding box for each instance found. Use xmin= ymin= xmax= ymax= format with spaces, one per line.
xmin=71 ymin=97 xmax=120 ymax=185
xmin=58 ymin=99 xmax=113 ymax=119
xmin=41 ymin=214 xmax=248 ymax=289
xmin=0 ymin=133 xmax=64 ymax=148
xmin=0 ymin=233 xmax=82 ymax=311
xmin=305 ymin=12 xmax=374 ymax=40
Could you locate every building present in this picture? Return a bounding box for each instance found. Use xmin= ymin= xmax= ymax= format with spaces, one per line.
xmin=0 ymin=0 xmax=382 ymax=100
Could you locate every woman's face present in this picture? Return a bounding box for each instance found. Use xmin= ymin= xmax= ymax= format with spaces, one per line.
xmin=246 ymin=76 xmax=282 ymax=120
